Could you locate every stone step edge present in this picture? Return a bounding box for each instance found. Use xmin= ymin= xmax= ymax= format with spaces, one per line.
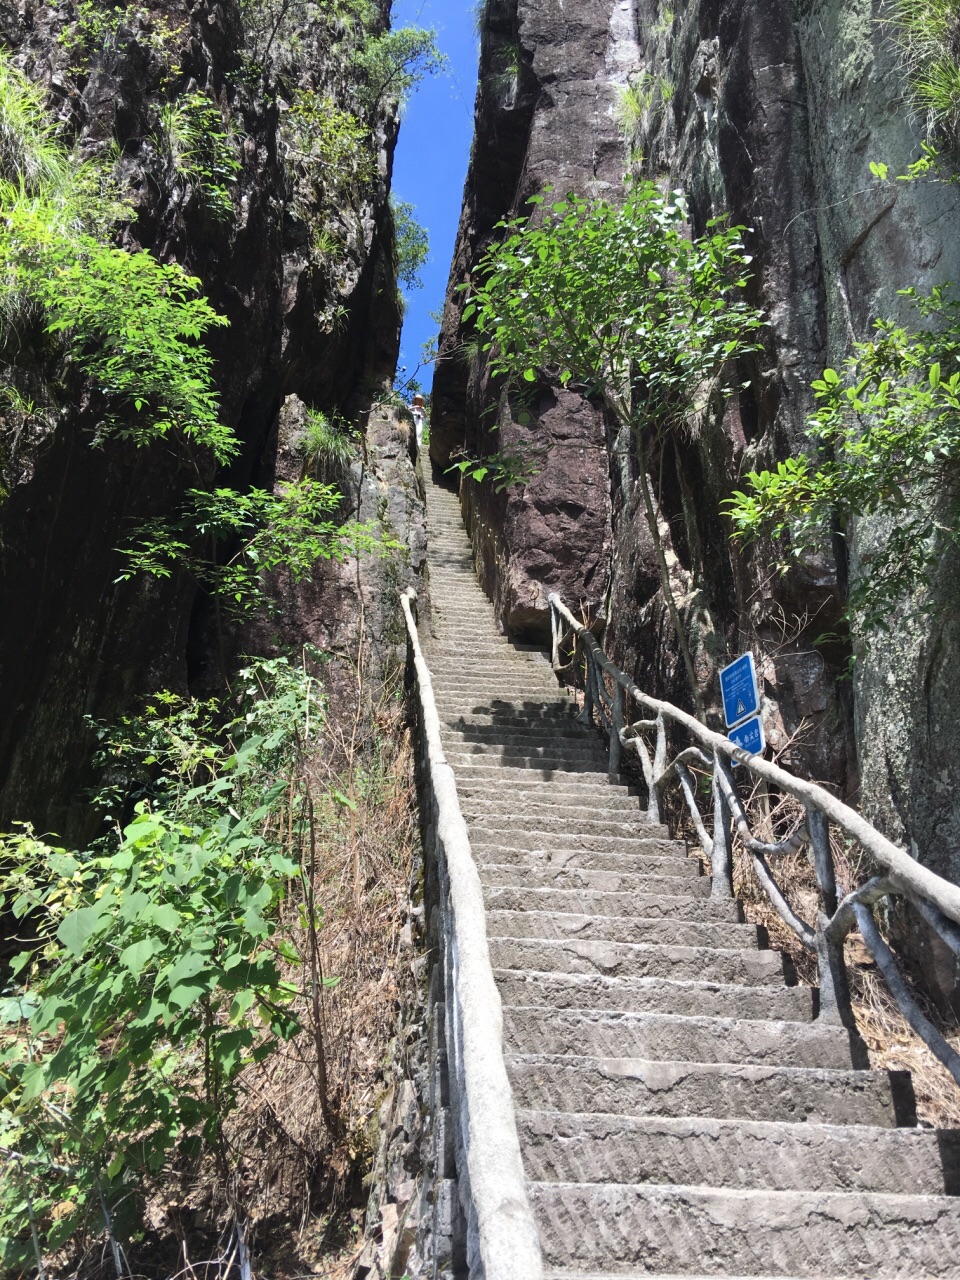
xmin=494 ymin=969 xmax=809 ymax=998
xmin=487 ymin=908 xmax=754 ymax=929
xmin=507 ymin=1052 xmax=903 ymax=1088
xmin=518 ymin=1107 xmax=960 ymax=1146
xmin=530 ymin=1181 xmax=960 ymax=1212
xmin=544 ymin=1273 xmax=830 ymax=1279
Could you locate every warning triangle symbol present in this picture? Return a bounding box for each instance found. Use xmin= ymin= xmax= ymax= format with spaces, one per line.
xmin=737 ymin=699 xmax=747 ymax=716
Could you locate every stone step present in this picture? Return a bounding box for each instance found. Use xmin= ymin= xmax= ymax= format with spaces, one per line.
xmin=529 ymin=1183 xmax=960 ymax=1276
xmin=495 ymin=971 xmax=817 ymax=1022
xmin=436 ymin=700 xmax=578 ymax=716
xmin=456 ymin=774 xmax=634 ymax=795
xmin=486 ymin=909 xmax=758 ymax=949
xmin=507 ymin=1056 xmax=915 ymax=1127
xmin=473 ymin=845 xmax=696 ymax=878
xmin=519 ymin=1112 xmax=960 ymax=1195
xmin=431 ymin=640 xmax=546 ymax=654
xmin=431 ymin=678 xmax=561 ymax=694
xmin=436 ymin=691 xmax=568 ymax=708
xmin=463 ymin=812 xmax=670 ymax=840
xmin=448 ymin=757 xmax=612 ymax=777
xmin=452 ymin=758 xmax=612 ymax=778
xmin=461 ymin=800 xmax=656 ymax=827
xmin=489 ymin=937 xmax=786 ymax=985
xmin=432 ymin=654 xmax=519 ymax=664
xmin=445 ymin=715 xmax=587 ymax=733
xmin=502 ymin=1008 xmax=857 ymax=1070
xmin=442 ymin=725 xmax=601 ymax=747
xmin=430 ymin=665 xmax=555 ymax=686
xmin=480 ymin=862 xmax=714 ymax=897
xmin=445 ymin=741 xmax=607 ymax=764
xmin=485 ymin=885 xmax=741 ymax=922
xmin=467 ymin=828 xmax=688 ymax=857
xmin=457 ymin=785 xmax=644 ymax=811
xmin=544 ymin=1274 xmax=809 ymax=1280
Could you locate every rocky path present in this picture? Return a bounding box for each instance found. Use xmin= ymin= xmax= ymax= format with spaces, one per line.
xmin=422 ymin=475 xmax=960 ymax=1278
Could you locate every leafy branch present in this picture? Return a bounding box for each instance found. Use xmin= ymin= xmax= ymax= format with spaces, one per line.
xmin=726 ymin=286 xmax=960 ymax=632
xmin=462 ymin=182 xmax=764 ymax=717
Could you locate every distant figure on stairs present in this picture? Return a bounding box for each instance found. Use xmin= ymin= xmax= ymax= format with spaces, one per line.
xmin=410 ymin=393 xmax=426 ymax=447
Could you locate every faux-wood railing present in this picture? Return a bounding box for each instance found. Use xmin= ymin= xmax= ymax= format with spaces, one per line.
xmin=549 ymin=592 xmax=960 ymax=1082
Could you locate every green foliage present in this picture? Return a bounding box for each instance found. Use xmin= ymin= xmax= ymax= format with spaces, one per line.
xmin=615 ymin=73 xmax=673 ymax=139
xmin=156 ymin=91 xmax=241 ymax=223
xmin=392 ymin=197 xmax=429 ymax=290
xmin=285 ymin=90 xmax=375 ymax=191
xmin=58 ymin=0 xmax=186 ymax=73
xmin=464 ymin=182 xmax=762 ymax=441
xmin=725 ymin=286 xmax=960 ymax=629
xmin=450 ymin=440 xmax=546 ymax=493
xmin=300 ymin=408 xmax=358 ymax=480
xmin=1 ymin=201 xmax=233 ymax=458
xmin=118 ymin=479 xmax=391 ymax=614
xmin=0 ymin=660 xmax=322 ymax=1270
xmin=0 ymin=52 xmax=73 ymax=193
xmin=887 ymin=0 xmax=960 ymax=134
xmin=461 ymin=181 xmax=763 ymax=715
xmin=353 ymin=26 xmax=445 ymax=115
xmin=239 ymin=0 xmax=374 ymax=67
xmin=0 ymin=49 xmax=233 ymax=463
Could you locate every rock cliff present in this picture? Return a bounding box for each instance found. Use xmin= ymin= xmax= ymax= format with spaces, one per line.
xmin=0 ymin=0 xmax=422 ymax=834
xmin=434 ymin=0 xmax=960 ymax=1003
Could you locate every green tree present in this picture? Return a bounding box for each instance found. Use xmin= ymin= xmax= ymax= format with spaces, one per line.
xmin=392 ymin=197 xmax=429 ymax=290
xmin=462 ymin=182 xmax=764 ymax=717
xmin=726 ymin=286 xmax=960 ymax=632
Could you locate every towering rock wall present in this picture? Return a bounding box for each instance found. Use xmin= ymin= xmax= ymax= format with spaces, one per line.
xmin=0 ymin=0 xmax=422 ymax=834
xmin=435 ymin=0 xmax=960 ymax=1001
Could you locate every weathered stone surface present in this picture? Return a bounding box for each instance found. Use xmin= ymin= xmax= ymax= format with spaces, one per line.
xmin=519 ymin=1110 xmax=960 ymax=1194
xmin=530 ymin=1182 xmax=960 ymax=1275
xmin=0 ymin=0 xmax=411 ymax=834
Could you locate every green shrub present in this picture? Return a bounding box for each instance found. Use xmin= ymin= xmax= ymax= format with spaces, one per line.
xmin=460 ymin=181 xmax=764 ymax=716
xmin=726 ymin=285 xmax=960 ymax=630
xmin=301 ymin=407 xmax=358 ymax=479
xmin=0 ymin=660 xmax=325 ymax=1272
xmin=888 ymin=0 xmax=960 ymax=133
xmin=156 ymin=91 xmax=241 ymax=223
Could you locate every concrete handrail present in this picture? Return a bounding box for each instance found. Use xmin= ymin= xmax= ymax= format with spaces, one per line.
xmin=401 ymin=587 xmax=544 ymax=1279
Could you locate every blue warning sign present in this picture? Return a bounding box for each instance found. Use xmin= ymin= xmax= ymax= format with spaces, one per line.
xmin=728 ymin=714 xmax=766 ymax=757
xmin=720 ymin=652 xmax=760 ymax=729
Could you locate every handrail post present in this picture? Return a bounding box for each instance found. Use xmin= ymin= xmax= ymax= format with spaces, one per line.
xmin=549 ymin=598 xmax=560 ymax=670
xmin=807 ymin=807 xmax=855 ymax=1029
xmin=579 ymin=646 xmax=595 ymax=726
xmin=710 ymin=752 xmax=734 ymax=899
xmin=610 ymin=682 xmax=624 ymax=779
xmin=647 ymin=713 xmax=666 ymax=824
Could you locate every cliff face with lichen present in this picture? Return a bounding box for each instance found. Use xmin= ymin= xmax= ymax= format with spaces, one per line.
xmin=0 ymin=0 xmax=423 ymax=836
xmin=434 ymin=0 xmax=960 ymax=1003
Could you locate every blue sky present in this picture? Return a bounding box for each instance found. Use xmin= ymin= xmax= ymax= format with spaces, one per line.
xmin=391 ymin=0 xmax=480 ymax=394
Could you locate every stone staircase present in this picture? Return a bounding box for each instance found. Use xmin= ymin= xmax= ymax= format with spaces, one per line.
xmin=421 ymin=475 xmax=960 ymax=1278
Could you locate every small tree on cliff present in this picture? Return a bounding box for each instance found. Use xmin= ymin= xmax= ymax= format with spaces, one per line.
xmin=461 ymin=183 xmax=764 ymax=719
